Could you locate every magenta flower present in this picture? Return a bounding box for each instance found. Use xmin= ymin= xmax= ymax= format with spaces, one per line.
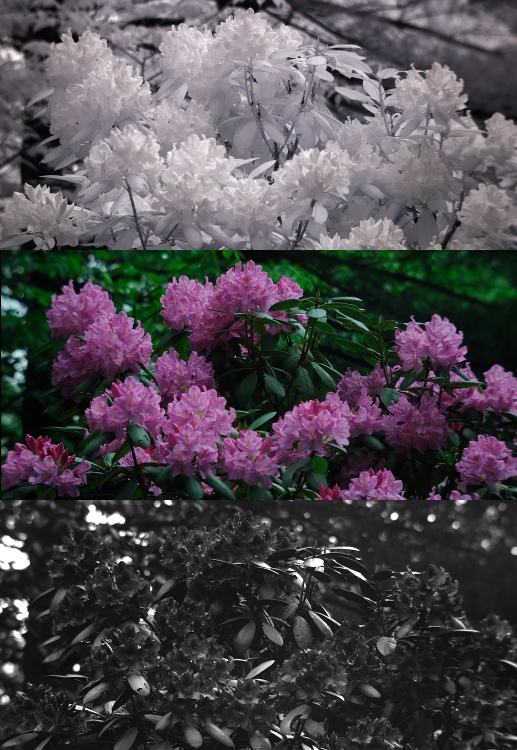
xmin=161 ymin=262 xmax=304 ymax=357
xmin=382 ymin=393 xmax=449 ymax=456
xmin=425 ymin=487 xmax=479 ymax=500
xmin=52 ymin=311 xmax=152 ymax=397
xmin=160 ymin=275 xmax=213 ymax=331
xmin=395 ymin=315 xmax=467 ymax=372
xmin=341 ymin=468 xmax=405 ymax=500
xmin=457 ymin=435 xmax=517 ymax=490
xmin=272 ymin=397 xmax=350 ymax=465
xmin=480 ymin=365 xmax=517 ymax=414
xmin=329 ymin=390 xmax=381 ymax=437
xmin=47 ymin=279 xmax=115 ymax=338
xmin=155 ymin=386 xmax=235 ymax=478
xmin=85 ymin=376 xmax=165 ymax=456
xmin=2 ymin=435 xmax=90 ymax=497
xmin=155 ymin=349 xmax=215 ymax=405
xmin=316 ymin=484 xmax=341 ymax=500
xmin=219 ymin=430 xmax=280 ymax=489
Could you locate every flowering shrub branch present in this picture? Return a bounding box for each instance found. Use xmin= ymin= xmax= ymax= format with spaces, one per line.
xmin=1 ymin=514 xmax=516 ymax=749
xmin=1 ymin=9 xmax=516 ymax=249
xmin=2 ymin=261 xmax=516 ymax=500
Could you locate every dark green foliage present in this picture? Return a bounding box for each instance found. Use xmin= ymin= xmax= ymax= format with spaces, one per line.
xmin=1 ymin=510 xmax=516 ymax=749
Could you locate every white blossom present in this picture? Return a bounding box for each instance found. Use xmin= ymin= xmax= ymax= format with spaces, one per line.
xmin=0 ymin=185 xmax=89 ymax=249
xmin=458 ymin=184 xmax=517 ymax=244
xmin=395 ymin=63 xmax=467 ymax=122
xmin=84 ymin=124 xmax=165 ymax=197
xmin=46 ymin=30 xmax=113 ymax=89
xmin=153 ymin=99 xmax=216 ymax=152
xmin=160 ymin=24 xmax=214 ymax=81
xmin=339 ymin=218 xmax=407 ymax=250
xmin=379 ymin=141 xmax=455 ymax=205
xmin=217 ymin=178 xmax=280 ymax=243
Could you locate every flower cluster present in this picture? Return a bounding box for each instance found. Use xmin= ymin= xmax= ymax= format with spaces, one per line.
xmin=2 ymin=435 xmax=90 ymax=497
xmin=161 ymin=260 xmax=303 ymax=355
xmin=395 ymin=314 xmax=467 ymax=372
xmin=2 ymin=10 xmax=516 ymax=249
xmin=2 ymin=263 xmax=516 ymax=500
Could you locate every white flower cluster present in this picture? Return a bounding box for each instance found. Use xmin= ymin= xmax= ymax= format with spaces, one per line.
xmin=1 ymin=9 xmax=516 ymax=249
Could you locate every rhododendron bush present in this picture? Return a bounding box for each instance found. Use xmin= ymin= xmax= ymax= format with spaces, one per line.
xmin=1 ymin=8 xmax=517 ymax=250
xmin=1 ymin=513 xmax=517 ymax=749
xmin=2 ymin=260 xmax=516 ymax=500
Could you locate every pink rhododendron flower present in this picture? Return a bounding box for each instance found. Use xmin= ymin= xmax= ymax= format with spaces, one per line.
xmin=2 ymin=435 xmax=90 ymax=497
xmin=316 ymin=484 xmax=341 ymax=501
xmin=341 ymin=469 xmax=405 ymax=500
xmin=425 ymin=486 xmax=479 ymax=500
xmin=327 ymin=391 xmax=381 ymax=438
xmin=456 ymin=435 xmax=517 ymax=490
xmin=85 ymin=376 xmax=165 ymax=456
xmin=382 ymin=393 xmax=449 ymax=456
xmin=335 ymin=452 xmax=385 ymax=485
xmin=155 ymin=349 xmax=215 ymax=405
xmin=160 ymin=275 xmax=213 ymax=331
xmin=219 ymin=430 xmax=279 ymax=489
xmin=155 ymin=386 xmax=235 ymax=478
xmin=272 ymin=396 xmax=350 ymax=465
xmin=47 ymin=279 xmax=116 ymax=338
xmin=52 ymin=311 xmax=152 ymax=397
xmin=479 ymin=365 xmax=517 ymax=414
xmin=395 ymin=315 xmax=467 ymax=372
xmin=161 ymin=262 xmax=304 ymax=357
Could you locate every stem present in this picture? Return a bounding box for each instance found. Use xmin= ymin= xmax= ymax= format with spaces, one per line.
xmin=245 ymin=68 xmax=276 ymax=159
xmin=127 ymin=430 xmax=149 ymax=500
xmin=126 ymin=180 xmax=148 ymax=250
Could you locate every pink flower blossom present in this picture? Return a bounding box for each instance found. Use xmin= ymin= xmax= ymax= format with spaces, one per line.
xmin=341 ymin=469 xmax=405 ymax=500
xmin=425 ymin=487 xmax=479 ymax=500
xmin=160 ymin=275 xmax=213 ymax=330
xmin=272 ymin=397 xmax=350 ymax=465
xmin=85 ymin=376 xmax=165 ymax=456
xmin=395 ymin=315 xmax=467 ymax=372
xmin=382 ymin=393 xmax=449 ymax=456
xmin=47 ymin=280 xmax=115 ymax=338
xmin=155 ymin=386 xmax=235 ymax=478
xmin=456 ymin=435 xmax=517 ymax=490
xmin=479 ymin=365 xmax=517 ymax=414
xmin=83 ymin=312 xmax=152 ymax=380
xmin=2 ymin=435 xmax=90 ymax=497
xmin=155 ymin=349 xmax=215 ymax=405
xmin=316 ymin=484 xmax=341 ymax=500
xmin=335 ymin=451 xmax=385 ymax=485
xmin=219 ymin=430 xmax=279 ymax=489
xmin=52 ymin=311 xmax=152 ymax=397
xmin=161 ymin=262 xmax=304 ymax=358
xmin=327 ymin=391 xmax=381 ymax=437
xmin=119 ymin=445 xmax=163 ymax=496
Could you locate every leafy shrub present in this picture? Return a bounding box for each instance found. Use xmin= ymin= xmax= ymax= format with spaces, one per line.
xmin=2 ymin=512 xmax=516 ymax=749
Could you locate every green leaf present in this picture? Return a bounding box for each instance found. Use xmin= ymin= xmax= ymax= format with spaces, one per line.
xmin=81 ymin=430 xmax=112 ymax=455
xmin=295 ymin=367 xmax=315 ymax=400
xmin=312 ymin=455 xmax=328 ymax=474
xmin=307 ymin=471 xmax=327 ymax=490
xmin=399 ymin=371 xmax=419 ymax=390
xmin=115 ymin=479 xmax=139 ymax=499
xmin=360 ymin=435 xmax=385 ymax=452
xmin=269 ymin=299 xmax=302 ymax=311
xmin=380 ymin=388 xmax=400 ymax=407
xmin=250 ymin=486 xmax=274 ymax=501
xmin=70 ymin=372 xmax=101 ymax=399
xmin=306 ymin=307 xmax=327 ymax=319
xmin=183 ymin=476 xmax=205 ymax=500
xmin=126 ymin=424 xmax=151 ymax=449
xmin=235 ymin=372 xmax=258 ymax=405
xmin=264 ymin=374 xmax=285 ymax=397
xmin=314 ymin=320 xmax=335 ymax=334
xmin=30 ymin=339 xmax=56 ymax=357
xmin=310 ymin=362 xmax=337 ymax=390
xmin=337 ymin=339 xmax=378 ymax=358
xmin=376 ymin=320 xmax=398 ymax=332
xmin=281 ymin=457 xmax=311 ymax=489
xmin=249 ymin=411 xmax=277 ymax=430
xmin=203 ymin=475 xmax=236 ymax=500
xmin=446 ymin=380 xmax=484 ymax=390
